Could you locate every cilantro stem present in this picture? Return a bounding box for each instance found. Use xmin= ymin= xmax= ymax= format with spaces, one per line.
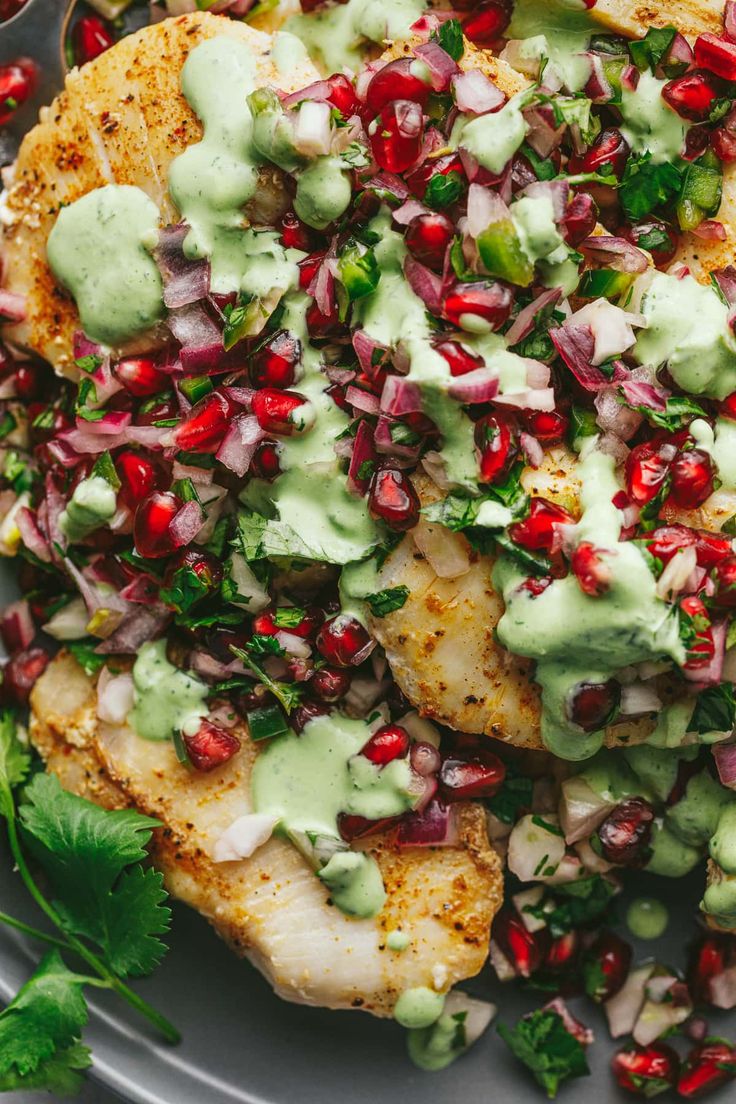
xmin=0 ymin=909 xmax=68 ymax=950
xmin=4 ymin=809 xmax=180 ymax=1045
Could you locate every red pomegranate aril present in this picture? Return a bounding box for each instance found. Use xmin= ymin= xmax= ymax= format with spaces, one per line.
xmin=0 ymin=58 xmax=37 ymax=125
xmin=443 ymin=281 xmax=514 ymax=331
xmin=714 ymin=557 xmax=736 ymax=608
xmin=621 ymin=218 xmax=678 ymax=268
xmin=310 ymin=666 xmax=351 ymax=702
xmin=667 ymin=448 xmax=714 ymax=509
xmin=337 ymin=812 xmax=402 ymax=841
xmin=291 ymin=701 xmax=331 ymax=733
xmin=625 ymin=439 xmax=676 ymax=505
xmin=173 ymin=389 xmax=238 ymax=453
xmin=583 ymin=931 xmax=632 ymax=1002
xmin=164 ymin=548 xmax=222 ymax=598
xmin=678 ymin=1042 xmax=736 ymax=1098
xmin=316 ymin=614 xmax=372 ymax=667
xmin=436 ymin=339 xmax=484 ymax=378
xmin=687 ymin=933 xmax=735 ymax=1005
xmin=463 ymin=0 xmax=512 ymax=45
xmin=298 ymin=252 xmax=324 ymax=290
xmin=134 ymin=491 xmax=182 ymax=559
xmin=138 ymin=394 xmax=177 ymax=426
xmin=368 ymin=468 xmax=420 ymax=531
xmin=370 ymin=100 xmax=424 ymax=174
xmin=72 ymin=14 xmax=115 ymax=66
xmin=582 ymin=127 xmax=630 ymax=178
xmin=364 ymin=60 xmax=431 ymax=115
xmin=524 ymin=409 xmax=569 ymax=443
xmin=509 ymin=497 xmax=573 ymax=552
xmin=662 ymin=71 xmax=720 ymax=120
xmin=571 ymin=542 xmax=611 ymax=597
xmin=252 ymin=389 xmax=313 ymax=436
xmin=251 ymin=330 xmax=301 ymax=389
xmin=116 ymin=450 xmax=160 ymax=510
xmin=306 ymin=300 xmax=336 ymax=334
xmin=544 ymin=931 xmax=580 ymax=973
xmin=519 ymin=575 xmax=553 ymax=597
xmin=597 ymin=796 xmax=654 ymax=865
xmin=695 ymin=33 xmax=736 ymax=81
xmin=647 ymin=524 xmax=696 ymax=563
xmin=681 ymin=593 xmax=715 ymax=666
xmin=250 ymin=441 xmax=281 ymax=480
xmin=114 ymin=356 xmax=168 ymax=397
xmin=12 ymin=362 xmax=42 ymax=401
xmin=1 ymin=646 xmax=49 ymax=706
xmin=493 ymin=907 xmax=549 ymax=979
xmin=405 ymin=213 xmax=455 ymax=271
xmin=361 ymin=723 xmax=410 ymax=765
xmin=569 ymin=679 xmax=620 ymax=732
xmin=712 ymin=121 xmax=736 ymax=163
xmin=184 ymin=719 xmax=241 ymax=772
xmin=612 ymin=1043 xmax=680 ymax=1097
xmin=439 ymin=749 xmax=505 ymax=800
xmin=252 ymin=606 xmax=322 ymax=639
xmin=280 ymin=211 xmax=315 ymax=251
xmin=326 ymin=73 xmax=359 ymax=117
xmin=561 ymin=192 xmax=598 ymax=246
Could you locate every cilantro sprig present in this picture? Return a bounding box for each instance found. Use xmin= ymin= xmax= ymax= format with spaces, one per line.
xmin=498 ymin=1008 xmax=590 ymax=1098
xmin=0 ymin=713 xmax=178 ymax=1093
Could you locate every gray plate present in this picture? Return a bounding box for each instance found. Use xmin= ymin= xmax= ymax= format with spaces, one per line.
xmin=0 ymin=5 xmax=735 ymax=1101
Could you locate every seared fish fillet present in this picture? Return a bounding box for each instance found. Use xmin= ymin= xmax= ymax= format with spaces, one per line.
xmin=0 ymin=13 xmax=319 ymax=375
xmin=29 ymin=652 xmax=502 ymax=1016
xmin=590 ymin=0 xmax=723 ymax=38
xmin=370 ymin=453 xmax=733 ymax=751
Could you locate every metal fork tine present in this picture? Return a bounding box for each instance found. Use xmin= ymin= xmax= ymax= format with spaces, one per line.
xmin=0 ymin=0 xmax=68 ymax=163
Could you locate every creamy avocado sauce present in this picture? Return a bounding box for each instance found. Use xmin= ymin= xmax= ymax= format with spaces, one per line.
xmin=702 ymin=871 xmax=736 ymax=927
xmin=691 ymin=416 xmax=736 ymax=492
xmin=394 ymin=987 xmax=445 ymax=1029
xmin=494 ymin=451 xmax=684 ymax=759
xmin=286 ymin=0 xmax=425 ymax=73
xmin=507 ymin=0 xmax=595 ymax=91
xmin=59 ymin=475 xmax=117 ymax=543
xmin=666 ymin=769 xmax=734 ymax=847
xmin=294 ymin=156 xmax=354 ymax=231
xmin=452 ymin=92 xmax=529 ymax=177
xmin=648 ymin=820 xmax=701 ymax=877
xmin=620 ymin=71 xmax=688 ymax=164
xmin=635 ymin=272 xmax=736 ymax=400
xmin=407 ymin=1011 xmax=468 ymax=1071
xmin=128 ymin=639 xmax=209 ymax=741
xmin=251 ymin=711 xmax=418 ymax=918
xmin=387 ymin=929 xmax=411 ymax=952
xmin=47 ymin=184 xmax=164 ymax=346
xmin=626 ymin=897 xmax=668 ymax=940
xmin=710 ymin=805 xmax=736 ymax=875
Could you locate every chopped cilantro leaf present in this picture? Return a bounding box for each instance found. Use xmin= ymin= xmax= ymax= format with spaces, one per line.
xmin=487 ymin=770 xmax=533 ymax=825
xmin=498 ymin=1008 xmax=590 ymax=1098
xmin=68 ymin=641 xmax=106 ymax=678
xmin=424 ymin=171 xmax=464 ymax=210
xmin=364 ymin=585 xmax=409 ymax=618
xmin=629 ymin=26 xmax=677 ymax=72
xmin=619 ymin=154 xmax=682 ymax=221
xmin=431 ymin=17 xmax=463 ymax=61
xmin=690 ymin=683 xmax=736 ymax=734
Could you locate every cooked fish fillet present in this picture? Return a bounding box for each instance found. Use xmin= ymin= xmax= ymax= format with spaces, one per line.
xmin=383 ymin=35 xmax=530 ymax=98
xmin=590 ymin=0 xmax=723 ymax=38
xmin=29 ymin=651 xmax=502 ymax=1016
xmin=0 ymin=13 xmax=319 ymax=375
xmin=370 ymin=450 xmax=731 ymax=751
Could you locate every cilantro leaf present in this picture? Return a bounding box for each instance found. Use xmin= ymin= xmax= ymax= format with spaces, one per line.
xmin=690 ymin=682 xmax=736 ymax=735
xmin=431 ymin=17 xmax=463 ymax=61
xmin=19 ymin=774 xmax=170 ymax=977
xmin=525 ymin=876 xmax=617 ymax=938
xmin=498 ymin=1009 xmax=590 ymax=1098
xmin=422 ymin=493 xmax=481 ymax=532
xmin=629 ymin=395 xmax=707 ymax=431
xmin=364 ymin=585 xmax=409 ymax=618
xmin=272 ymin=607 xmax=306 ymax=629
xmin=0 ymin=711 xmax=30 ymax=817
xmin=629 ymin=25 xmax=677 ymax=72
xmin=68 ymin=641 xmax=107 ymax=678
xmin=247 ymin=633 xmax=285 ymax=657
xmin=0 ymin=951 xmax=89 ymax=1087
xmin=424 ymin=171 xmax=464 ymax=210
xmin=0 ymin=1040 xmax=92 ymax=1095
xmin=619 ymin=154 xmax=683 ymax=221
xmin=231 ymin=646 xmax=303 ymax=713
xmin=487 ymin=769 xmax=533 ymax=826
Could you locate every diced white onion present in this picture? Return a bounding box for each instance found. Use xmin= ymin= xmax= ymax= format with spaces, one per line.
xmin=213 ymin=813 xmax=279 ymax=863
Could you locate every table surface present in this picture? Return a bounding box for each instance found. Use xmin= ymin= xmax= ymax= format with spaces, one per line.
xmin=14 ymin=1083 xmax=118 ymax=1103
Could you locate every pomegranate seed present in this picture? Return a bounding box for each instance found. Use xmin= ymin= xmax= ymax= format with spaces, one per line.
xmin=280 ymin=211 xmax=315 ymax=251
xmin=184 ymin=719 xmax=241 ymax=772
xmin=364 ymin=60 xmax=431 ymax=115
xmin=712 ymin=553 xmax=736 ymax=606
xmin=361 ymin=723 xmax=410 ymax=765
xmin=443 ymin=281 xmax=514 ymax=331
xmin=0 ymin=57 xmax=37 ymax=125
xmin=647 ymin=524 xmax=732 ymax=569
xmin=252 ymin=606 xmax=322 ymax=638
xmin=462 ymin=0 xmax=512 ymax=45
xmin=298 ymin=251 xmax=324 ymax=290
xmin=508 ymin=497 xmax=573 ymax=552
xmin=519 ymin=575 xmax=553 ymax=597
xmin=410 ymin=741 xmax=441 ymax=777
xmin=338 ymin=813 xmax=402 ymax=841
xmin=368 ymin=468 xmax=420 ymax=531
xmin=251 ymin=330 xmax=301 ymax=389
xmin=687 ymin=933 xmax=735 ymax=1005
xmin=316 ymin=614 xmax=372 ymax=667
xmin=493 ymin=907 xmax=549 ymax=979
xmin=667 ymin=448 xmax=714 ymax=509
xmin=695 ymin=530 xmax=733 ymax=567
xmin=138 ymin=394 xmax=177 ymax=426
xmin=134 ymin=491 xmax=182 ymax=559
xmin=310 ymin=666 xmax=351 ymax=702
xmin=662 ymin=71 xmax=720 ymax=120
xmin=114 ymin=356 xmax=168 ymax=397
xmin=436 ymin=339 xmax=484 ymax=377
xmin=570 ymin=542 xmax=611 ymax=597
xmin=625 ymin=439 xmax=676 ymax=505
xmin=163 ymin=548 xmax=223 ymax=605
xmin=72 ymin=14 xmax=115 ymax=66
xmin=582 ymin=127 xmax=630 ymax=178
xmin=116 ymin=450 xmax=160 ymax=510
xmin=612 ymin=1043 xmax=680 ymax=1097
xmin=326 ymin=73 xmax=358 ymax=117
xmin=544 ymin=931 xmax=580 ymax=973
xmin=597 ymin=797 xmax=654 ymax=865
xmin=561 ymin=192 xmax=598 ymax=246
xmin=680 ymin=595 xmax=715 ymax=668
xmin=1 ymin=646 xmax=49 ymax=706
xmin=439 ymin=747 xmax=505 ymax=800
xmin=252 ymin=389 xmax=314 ymax=436
xmin=569 ymin=679 xmax=620 ymax=731
xmin=405 ymin=213 xmax=454 ymax=271
xmin=173 ymin=389 xmax=239 ymax=453
xmin=291 ymin=701 xmax=331 ymax=733
xmin=250 ymin=441 xmax=281 ymax=480
xmin=406 ymin=152 xmax=465 ymax=200
xmin=712 ymin=119 xmax=736 ymax=163
xmin=695 ymin=33 xmax=736 ymax=81
xmin=0 ymin=603 xmax=34 ymax=656
xmin=13 ymin=361 xmax=42 ymax=401
xmin=370 ymin=99 xmax=424 ymax=173
xmin=621 ymin=219 xmax=678 ymax=268
xmin=583 ymin=931 xmax=632 ymax=1002
xmin=524 ymin=409 xmax=569 ymax=442
xmin=678 ymin=1041 xmax=736 ymax=1098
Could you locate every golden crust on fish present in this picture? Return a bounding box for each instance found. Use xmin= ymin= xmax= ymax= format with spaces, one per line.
xmin=0 ymin=13 xmax=319 ymax=375
xmin=29 ymin=651 xmax=502 ymax=1016
xmin=590 ymin=0 xmax=724 ymax=38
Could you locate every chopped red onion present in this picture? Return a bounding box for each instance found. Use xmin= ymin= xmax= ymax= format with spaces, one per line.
xmin=380 ymin=375 xmax=423 ymax=416
xmin=167 ymin=302 xmax=224 ymax=373
xmin=16 ymin=507 xmax=51 ymax=563
xmin=413 ymin=41 xmax=459 ymax=92
xmin=169 ymin=499 xmax=204 ymax=548
xmin=581 ymin=235 xmax=649 ymax=273
xmin=0 ymin=599 xmax=35 ymax=653
xmin=559 ymin=775 xmax=615 ymax=844
xmin=96 ymin=668 xmax=135 ymax=724
xmin=447 ymin=366 xmax=500 ymax=403
xmin=403 ymin=256 xmax=444 ymax=313
xmin=495 ymin=386 xmax=556 ymax=412
xmin=550 ymin=322 xmax=610 ymax=390
xmin=119 ymin=572 xmax=161 ymax=606
xmin=523 ymin=104 xmax=566 ymax=158
xmin=345 ymin=385 xmax=380 ymax=415
xmin=521 ymin=179 xmax=569 ymax=221
xmin=95 ymin=605 xmax=171 ymax=655
xmin=692 ymin=220 xmax=726 ymax=241
xmin=396 ymin=799 xmax=458 ymax=847
xmin=215 ymin=413 xmax=264 ymax=478
xmin=606 ymin=965 xmax=653 ymax=1039
xmin=714 ymin=742 xmax=736 ymax=789
xmin=452 ymin=69 xmax=505 ymax=115
xmin=714 ymin=265 xmax=736 ymax=305
xmin=620 ymin=378 xmax=668 ymax=412
xmin=374 ymin=414 xmax=421 ymax=461
xmin=412 ymin=519 xmax=470 ymax=579
xmin=585 ymin=53 xmax=613 ymax=102
xmin=352 ymin=329 xmax=389 ymax=375
xmin=0 ymin=289 xmax=26 ymax=323
xmin=347 ymin=419 xmax=378 ymax=494
xmin=409 ymin=8 xmax=454 ymax=35
xmin=283 ymin=79 xmax=333 ymax=110
xmin=155 ymin=223 xmax=211 ymax=308
xmin=505 ymin=287 xmax=561 ymax=346
xmin=543 ymin=999 xmax=594 ymax=1047
xmin=75 ymin=410 xmax=132 ymax=436
xmin=520 ymin=431 xmax=544 ymax=468
xmin=307 ymin=245 xmax=337 ymax=316
xmin=684 ymin=620 xmax=726 ymax=686
xmin=294 ymin=100 xmax=333 ymax=158
xmin=595 ymin=387 xmax=643 ymax=442
xmin=466 ymin=183 xmax=510 ymax=238
xmin=360 ymin=172 xmax=410 ymax=202
xmin=621 ymin=64 xmax=640 ymax=92
xmin=392 ymin=198 xmax=430 ymax=226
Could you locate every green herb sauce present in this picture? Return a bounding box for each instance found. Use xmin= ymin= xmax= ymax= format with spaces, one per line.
xmin=626 ymin=897 xmax=668 ymax=940
xmin=507 ymin=0 xmax=596 ymax=91
xmin=59 ymin=475 xmax=117 ymax=543
xmin=128 ymin=640 xmax=209 ymax=742
xmin=620 ymin=71 xmax=688 ymax=164
xmin=286 ymin=0 xmax=425 ymax=73
xmin=394 ymin=986 xmax=445 ymax=1029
